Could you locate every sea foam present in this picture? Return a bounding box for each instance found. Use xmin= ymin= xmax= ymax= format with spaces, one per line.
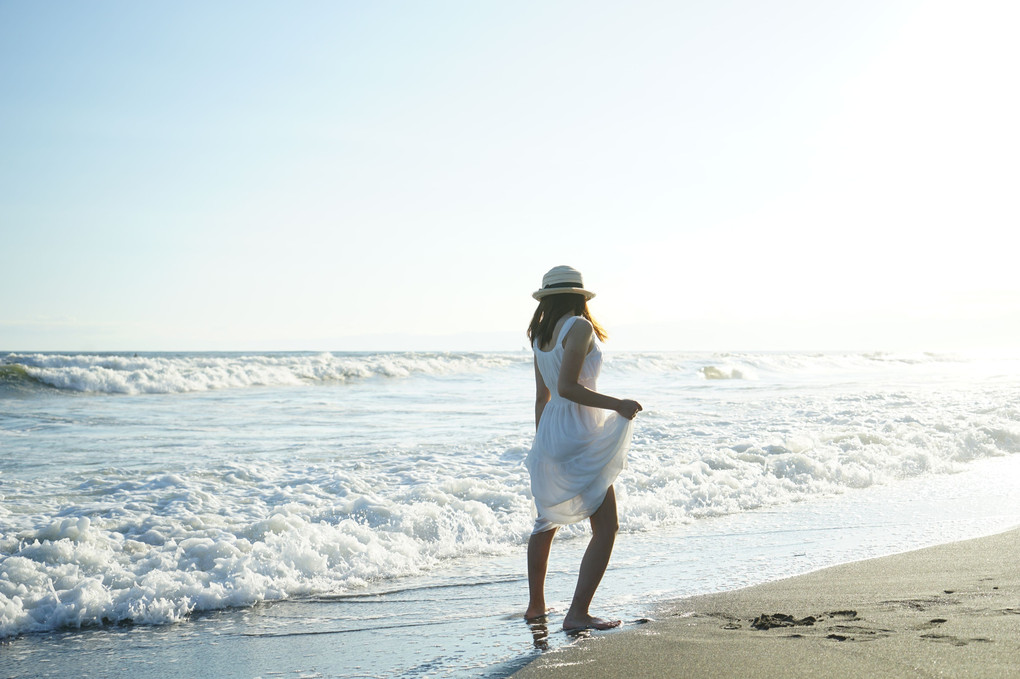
xmin=0 ymin=462 xmax=532 ymax=637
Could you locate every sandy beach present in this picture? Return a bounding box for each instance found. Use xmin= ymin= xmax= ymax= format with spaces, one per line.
xmin=512 ymin=527 xmax=1020 ymax=679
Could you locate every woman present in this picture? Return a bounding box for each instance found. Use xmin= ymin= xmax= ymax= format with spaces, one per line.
xmin=524 ymin=265 xmax=642 ymax=632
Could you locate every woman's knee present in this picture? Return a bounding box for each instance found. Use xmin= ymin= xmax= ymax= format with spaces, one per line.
xmin=592 ymin=516 xmax=619 ymax=537
xmin=591 ymin=491 xmax=619 ymax=535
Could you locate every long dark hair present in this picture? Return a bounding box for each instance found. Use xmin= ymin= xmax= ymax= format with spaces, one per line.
xmin=527 ymin=293 xmax=608 ymax=349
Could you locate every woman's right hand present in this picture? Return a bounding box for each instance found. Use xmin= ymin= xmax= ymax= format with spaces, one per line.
xmin=616 ymin=399 xmax=642 ymax=420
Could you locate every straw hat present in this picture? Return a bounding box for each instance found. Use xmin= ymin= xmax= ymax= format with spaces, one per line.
xmin=532 ymin=265 xmax=596 ymax=301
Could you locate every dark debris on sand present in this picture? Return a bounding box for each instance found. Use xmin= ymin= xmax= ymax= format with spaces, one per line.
xmin=750 ymin=613 xmax=817 ymax=630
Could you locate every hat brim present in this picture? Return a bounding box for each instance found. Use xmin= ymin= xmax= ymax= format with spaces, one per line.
xmin=532 ymin=287 xmax=596 ymax=301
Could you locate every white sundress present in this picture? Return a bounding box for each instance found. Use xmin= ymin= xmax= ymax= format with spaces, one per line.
xmin=526 ymin=315 xmax=633 ymax=534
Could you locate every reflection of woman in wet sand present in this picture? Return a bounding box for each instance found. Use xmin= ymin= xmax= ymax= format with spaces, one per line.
xmin=523 ymin=266 xmax=641 ymax=632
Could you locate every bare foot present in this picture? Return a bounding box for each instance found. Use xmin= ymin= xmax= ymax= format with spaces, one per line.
xmin=562 ymin=613 xmax=621 ymax=632
xmin=524 ymin=607 xmax=552 ymax=622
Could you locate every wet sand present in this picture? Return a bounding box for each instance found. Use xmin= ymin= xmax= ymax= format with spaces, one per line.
xmin=512 ymin=527 xmax=1019 ymax=679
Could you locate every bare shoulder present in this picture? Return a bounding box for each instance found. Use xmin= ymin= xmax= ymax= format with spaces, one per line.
xmin=569 ymin=316 xmax=593 ymax=334
xmin=562 ymin=316 xmax=594 ymax=349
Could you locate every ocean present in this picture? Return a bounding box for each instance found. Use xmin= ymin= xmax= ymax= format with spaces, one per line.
xmin=1 ymin=349 xmax=1018 ymax=677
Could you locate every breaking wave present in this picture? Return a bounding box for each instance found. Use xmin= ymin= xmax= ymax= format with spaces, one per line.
xmin=0 ymin=352 xmax=527 ymax=395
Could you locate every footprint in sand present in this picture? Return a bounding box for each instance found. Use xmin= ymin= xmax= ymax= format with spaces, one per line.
xmin=826 ymin=624 xmax=893 ymax=642
xmin=920 ymin=633 xmax=991 ymax=646
xmin=915 ymin=617 xmax=949 ymax=631
xmin=825 ymin=610 xmax=859 ymax=621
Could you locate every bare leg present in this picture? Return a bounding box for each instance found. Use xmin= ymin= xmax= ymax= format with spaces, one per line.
xmin=525 ymin=526 xmax=557 ymax=620
xmin=562 ymin=486 xmax=621 ymax=631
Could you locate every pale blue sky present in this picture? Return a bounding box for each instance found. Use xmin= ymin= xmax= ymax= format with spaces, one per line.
xmin=2 ymin=1 xmax=1017 ymax=351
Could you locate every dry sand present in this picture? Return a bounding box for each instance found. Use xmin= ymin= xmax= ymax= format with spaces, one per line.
xmin=512 ymin=527 xmax=1019 ymax=678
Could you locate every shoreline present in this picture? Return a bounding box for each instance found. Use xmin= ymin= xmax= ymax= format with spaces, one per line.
xmin=511 ymin=526 xmax=1020 ymax=679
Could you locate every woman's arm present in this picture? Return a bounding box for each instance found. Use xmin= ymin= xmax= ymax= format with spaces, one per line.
xmin=534 ymin=357 xmax=551 ymax=430
xmin=557 ymin=318 xmax=642 ymax=419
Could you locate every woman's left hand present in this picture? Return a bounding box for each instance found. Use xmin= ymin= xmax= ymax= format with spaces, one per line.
xmin=616 ymin=399 xmax=642 ymax=420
